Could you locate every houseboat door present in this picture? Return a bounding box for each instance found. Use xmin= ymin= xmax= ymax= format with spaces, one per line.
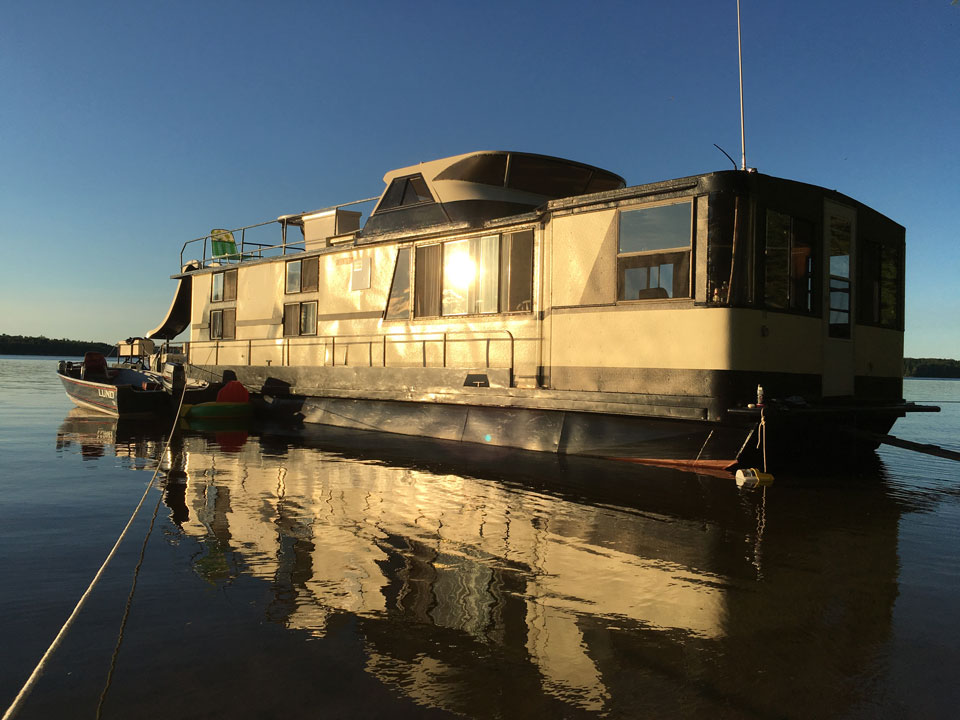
xmin=822 ymin=200 xmax=856 ymax=397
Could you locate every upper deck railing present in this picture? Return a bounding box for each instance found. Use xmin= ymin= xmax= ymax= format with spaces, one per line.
xmin=179 ymin=197 xmax=379 ymax=270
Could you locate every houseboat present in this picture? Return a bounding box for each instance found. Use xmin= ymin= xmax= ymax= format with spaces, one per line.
xmin=147 ymin=150 xmax=929 ymax=472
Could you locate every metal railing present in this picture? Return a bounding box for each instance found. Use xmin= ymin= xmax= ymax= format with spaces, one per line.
xmin=186 ymin=329 xmax=516 ymax=372
xmin=179 ymin=197 xmax=379 ymax=270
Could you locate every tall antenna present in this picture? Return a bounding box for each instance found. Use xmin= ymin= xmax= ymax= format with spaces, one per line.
xmin=737 ymin=0 xmax=747 ymax=170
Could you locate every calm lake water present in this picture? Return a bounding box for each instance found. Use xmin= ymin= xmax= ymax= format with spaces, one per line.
xmin=1 ymin=356 xmax=958 ymax=719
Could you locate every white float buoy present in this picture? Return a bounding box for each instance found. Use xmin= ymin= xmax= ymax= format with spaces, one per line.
xmin=736 ymin=468 xmax=774 ymax=488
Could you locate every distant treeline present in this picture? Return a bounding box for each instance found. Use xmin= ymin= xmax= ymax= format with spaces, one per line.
xmin=904 ymin=358 xmax=960 ymax=378
xmin=0 ymin=334 xmax=113 ymax=357
xmin=2 ymin=333 xmax=958 ymax=377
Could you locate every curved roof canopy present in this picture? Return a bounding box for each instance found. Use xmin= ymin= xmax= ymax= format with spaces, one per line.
xmin=362 ymin=151 xmax=626 ymax=236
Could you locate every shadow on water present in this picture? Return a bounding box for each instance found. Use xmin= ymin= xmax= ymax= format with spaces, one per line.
xmin=46 ymin=408 xmax=925 ymax=719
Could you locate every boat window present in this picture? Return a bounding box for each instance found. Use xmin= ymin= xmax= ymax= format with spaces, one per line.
xmin=377 ymin=174 xmax=435 ymax=212
xmin=763 ymin=210 xmax=816 ymax=314
xmin=283 ymin=301 xmax=317 ymax=336
xmin=385 ymin=247 xmax=412 ymax=320
xmin=707 ymin=192 xmax=745 ymax=305
xmin=500 ymin=230 xmax=534 ymax=312
xmin=507 ymin=156 xmax=594 ymax=198
xmin=211 ymin=269 xmax=237 ymax=303
xmin=617 ymin=202 xmax=692 ymax=300
xmin=209 ymin=308 xmax=235 ymax=340
xmin=285 ymin=258 xmax=318 ymax=294
xmin=414 ymin=231 xmax=536 ymax=318
xmin=857 ymin=237 xmax=902 ymax=329
xmin=415 ymin=245 xmax=442 ymax=317
xmin=827 ymin=213 xmax=853 ymax=338
xmin=434 ymin=154 xmax=508 ymax=186
xmin=584 ymin=172 xmax=626 ymax=194
xmin=442 ymin=235 xmax=499 ymax=316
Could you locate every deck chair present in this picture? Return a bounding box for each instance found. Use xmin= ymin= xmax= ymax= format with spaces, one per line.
xmin=211 ymin=229 xmax=245 ymax=262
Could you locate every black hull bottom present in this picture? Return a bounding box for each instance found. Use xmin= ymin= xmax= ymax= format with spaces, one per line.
xmin=253 ymin=393 xmax=922 ymax=474
xmin=258 ymin=394 xmax=752 ymax=474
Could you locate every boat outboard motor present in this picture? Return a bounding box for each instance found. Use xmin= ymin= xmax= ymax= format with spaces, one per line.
xmin=169 ymin=363 xmax=186 ymax=398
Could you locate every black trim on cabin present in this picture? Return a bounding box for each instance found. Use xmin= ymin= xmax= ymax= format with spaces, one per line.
xmin=361 ymin=200 xmax=540 ymax=237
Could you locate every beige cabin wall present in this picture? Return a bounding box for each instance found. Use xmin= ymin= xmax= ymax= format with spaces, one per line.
xmin=550 ymin=307 xmax=733 ymax=373
xmin=725 ymin=310 xmax=824 ymax=374
xmin=550 ymin=210 xmax=617 ymax=307
xmin=238 ymin=262 xmax=284 ymax=338
xmin=854 ymin=325 xmax=904 ymax=378
xmin=191 ymin=273 xmax=212 ymax=339
xmin=317 ymin=246 xmax=393 ymax=321
xmin=549 ymin=307 xmax=827 ymax=377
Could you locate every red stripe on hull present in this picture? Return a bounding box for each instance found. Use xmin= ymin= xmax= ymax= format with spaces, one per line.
xmin=612 ymin=456 xmax=739 ymax=478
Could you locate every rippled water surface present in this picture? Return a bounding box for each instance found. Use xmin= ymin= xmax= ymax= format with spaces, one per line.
xmin=2 ymin=356 xmax=959 ymax=718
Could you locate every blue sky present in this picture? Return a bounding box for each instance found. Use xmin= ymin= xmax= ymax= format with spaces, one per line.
xmin=1 ymin=1 xmax=957 ymax=358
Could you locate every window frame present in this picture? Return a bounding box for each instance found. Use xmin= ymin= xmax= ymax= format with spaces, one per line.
xmin=375 ymin=174 xmax=435 ymax=213
xmin=209 ymin=307 xmax=235 ymax=340
xmin=761 ymin=209 xmax=818 ymax=316
xmin=285 ymin=257 xmax=318 ymax=295
xmin=211 ymin=268 xmax=237 ymax=302
xmin=411 ymin=229 xmax=537 ymax=320
xmin=500 ymin=229 xmax=535 ymax=314
xmin=857 ymin=237 xmax=903 ymax=330
xmin=826 ymin=212 xmax=854 ymax=339
xmin=616 ymin=200 xmax=694 ymax=302
xmin=384 ymin=246 xmax=412 ymax=321
xmin=282 ymin=301 xmax=318 ymax=337
xmin=414 ymin=243 xmax=442 ymax=318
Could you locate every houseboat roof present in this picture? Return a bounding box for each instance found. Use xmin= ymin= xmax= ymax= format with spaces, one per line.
xmin=360 ymin=151 xmax=626 ymax=236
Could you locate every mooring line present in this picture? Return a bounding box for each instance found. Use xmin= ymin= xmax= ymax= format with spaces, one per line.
xmin=94 ymin=474 xmax=166 ymax=719
xmin=2 ymin=386 xmax=188 ymax=720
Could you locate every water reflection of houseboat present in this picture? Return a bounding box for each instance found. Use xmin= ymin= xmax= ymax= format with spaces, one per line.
xmin=56 ymin=408 xmax=165 ymax=465
xmin=169 ymin=431 xmax=902 ymax=717
xmin=148 ymin=151 xmax=930 ymax=471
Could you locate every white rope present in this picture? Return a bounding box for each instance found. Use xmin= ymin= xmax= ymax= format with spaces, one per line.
xmin=755 ymin=406 xmax=768 ymax=473
xmin=2 ymin=387 xmax=187 ymax=720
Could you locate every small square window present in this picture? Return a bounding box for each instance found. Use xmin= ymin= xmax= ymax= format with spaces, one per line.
xmin=286 ymin=258 xmax=318 ymax=294
xmin=283 ymin=301 xmax=317 ymax=336
xmin=209 ymin=308 xmax=235 ymax=339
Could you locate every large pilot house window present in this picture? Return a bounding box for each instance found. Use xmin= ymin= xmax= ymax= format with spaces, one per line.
xmin=408 ymin=230 xmax=534 ymax=319
xmin=617 ymin=202 xmax=692 ymax=300
xmin=763 ymin=210 xmax=815 ymax=314
xmin=857 ymin=237 xmax=903 ymax=329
